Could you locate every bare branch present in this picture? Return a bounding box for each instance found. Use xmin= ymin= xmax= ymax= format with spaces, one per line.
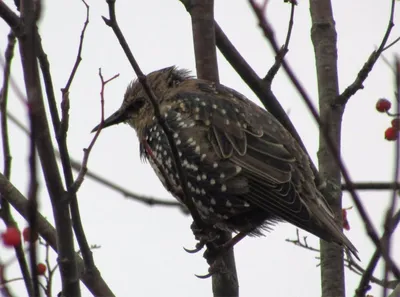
xmin=0 ymin=172 xmax=116 ymax=297
xmin=69 ymin=70 xmax=119 ymax=193
xmin=263 ymin=2 xmax=296 ymax=83
xmin=342 ymin=182 xmax=400 ymax=191
xmin=337 ymin=0 xmax=397 ymax=105
xmin=17 ymin=0 xmax=81 ymax=294
xmin=0 ymin=2 xmax=21 ymax=33
xmin=356 ymin=209 xmax=400 ymax=296
xmin=0 ymin=31 xmax=34 ymax=297
xmin=382 ymin=55 xmax=400 ymax=297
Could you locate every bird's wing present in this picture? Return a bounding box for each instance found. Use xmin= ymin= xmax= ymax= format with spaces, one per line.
xmin=169 ymin=83 xmax=357 ymax=251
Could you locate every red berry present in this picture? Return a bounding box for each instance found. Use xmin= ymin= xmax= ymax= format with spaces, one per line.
xmin=385 ymin=127 xmax=398 ymax=141
xmin=1 ymin=227 xmax=21 ymax=247
xmin=391 ymin=118 xmax=400 ymax=131
xmin=376 ymin=98 xmax=391 ymax=113
xmin=22 ymin=227 xmax=38 ymax=243
xmin=36 ymin=263 xmax=47 ymax=275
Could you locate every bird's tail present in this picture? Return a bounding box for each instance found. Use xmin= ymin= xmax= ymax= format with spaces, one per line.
xmin=309 ymin=199 xmax=359 ymax=260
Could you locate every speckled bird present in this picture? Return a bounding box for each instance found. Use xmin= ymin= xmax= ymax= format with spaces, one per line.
xmin=92 ymin=66 xmax=358 ymax=257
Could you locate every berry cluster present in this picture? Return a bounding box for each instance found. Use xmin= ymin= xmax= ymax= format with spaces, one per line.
xmin=375 ymin=98 xmax=399 ymax=141
xmin=1 ymin=226 xmax=46 ymax=275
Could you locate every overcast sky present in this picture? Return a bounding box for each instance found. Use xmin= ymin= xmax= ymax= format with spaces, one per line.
xmin=0 ymin=0 xmax=399 ymax=296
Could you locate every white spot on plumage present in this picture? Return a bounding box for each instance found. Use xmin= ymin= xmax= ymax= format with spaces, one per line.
xmin=212 ymin=104 xmax=217 ymax=109
xmin=225 ymin=119 xmax=230 ymax=125
xmin=201 ymin=189 xmax=206 ymax=195
xmin=205 ymin=120 xmax=211 ymax=126
xmin=173 ymin=133 xmax=178 ymax=138
xmin=201 ymin=102 xmax=206 ymax=106
xmin=210 ymin=198 xmax=216 ymax=205
xmin=244 ymin=202 xmax=250 ymax=207
xmin=201 ymin=154 xmax=206 ymax=161
xmin=220 ymin=173 xmax=225 ymax=179
xmin=221 ymin=109 xmax=227 ymax=115
xmin=210 ymin=179 xmax=216 ymax=185
xmin=195 ymin=146 xmax=200 ymax=153
xmin=226 ymin=200 xmax=232 ymax=207
xmin=221 ymin=184 xmax=227 ymax=192
xmin=213 ymin=162 xmax=218 ymax=168
xmin=201 ymin=174 xmax=207 ymax=180
xmin=235 ymin=166 xmax=242 ymax=173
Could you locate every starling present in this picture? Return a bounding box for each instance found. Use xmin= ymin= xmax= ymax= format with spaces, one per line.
xmin=92 ymin=66 xmax=358 ymax=257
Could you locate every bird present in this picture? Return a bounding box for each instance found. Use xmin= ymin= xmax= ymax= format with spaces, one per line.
xmin=92 ymin=66 xmax=358 ymax=258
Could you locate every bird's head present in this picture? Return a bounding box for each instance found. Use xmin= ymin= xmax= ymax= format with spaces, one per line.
xmin=91 ymin=66 xmax=191 ymax=135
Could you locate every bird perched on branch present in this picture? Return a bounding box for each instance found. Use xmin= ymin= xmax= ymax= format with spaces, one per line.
xmin=92 ymin=66 xmax=358 ymax=258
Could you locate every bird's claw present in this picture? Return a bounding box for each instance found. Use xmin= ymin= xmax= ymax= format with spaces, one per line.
xmin=195 ymin=256 xmax=227 ymax=279
xmin=183 ymin=240 xmax=206 ymax=253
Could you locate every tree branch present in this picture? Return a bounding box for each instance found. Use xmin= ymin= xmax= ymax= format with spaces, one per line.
xmin=336 ymin=0 xmax=397 ymax=105
xmin=17 ymin=0 xmax=80 ymax=294
xmin=0 ymin=172 xmax=115 ymax=297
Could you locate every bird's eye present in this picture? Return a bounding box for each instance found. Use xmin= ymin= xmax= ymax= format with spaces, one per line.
xmin=127 ymin=97 xmax=146 ymax=113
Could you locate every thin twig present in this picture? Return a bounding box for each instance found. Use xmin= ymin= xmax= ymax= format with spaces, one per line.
xmin=382 ymin=56 xmax=400 ymax=297
xmin=69 ymin=70 xmax=119 ymax=193
xmin=286 ymin=229 xmax=399 ymax=290
xmin=61 ymin=0 xmax=89 ymax=93
xmin=356 ymin=209 xmax=400 ymax=296
xmin=337 ymin=0 xmax=397 ymax=105
xmin=342 ymin=182 xmax=400 ymax=191
xmin=263 ymin=2 xmax=295 ymax=84
xmin=48 ymin=0 xmax=94 ymax=271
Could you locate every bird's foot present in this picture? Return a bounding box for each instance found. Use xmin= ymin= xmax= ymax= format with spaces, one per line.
xmin=195 ymin=255 xmax=228 ymax=279
xmin=183 ymin=222 xmax=220 ymax=254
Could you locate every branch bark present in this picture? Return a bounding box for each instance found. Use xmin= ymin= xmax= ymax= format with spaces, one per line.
xmin=17 ymin=0 xmax=80 ymax=295
xmin=309 ymin=1 xmax=345 ymax=296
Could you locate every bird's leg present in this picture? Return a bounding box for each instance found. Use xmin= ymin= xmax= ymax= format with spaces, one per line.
xmin=196 ymin=231 xmax=249 ymax=278
xmin=184 ymin=221 xmax=220 ymax=254
xmin=203 ymin=231 xmax=248 ymax=264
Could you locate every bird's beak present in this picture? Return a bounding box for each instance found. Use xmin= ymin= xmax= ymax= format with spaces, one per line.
xmin=91 ymin=109 xmax=126 ymax=133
